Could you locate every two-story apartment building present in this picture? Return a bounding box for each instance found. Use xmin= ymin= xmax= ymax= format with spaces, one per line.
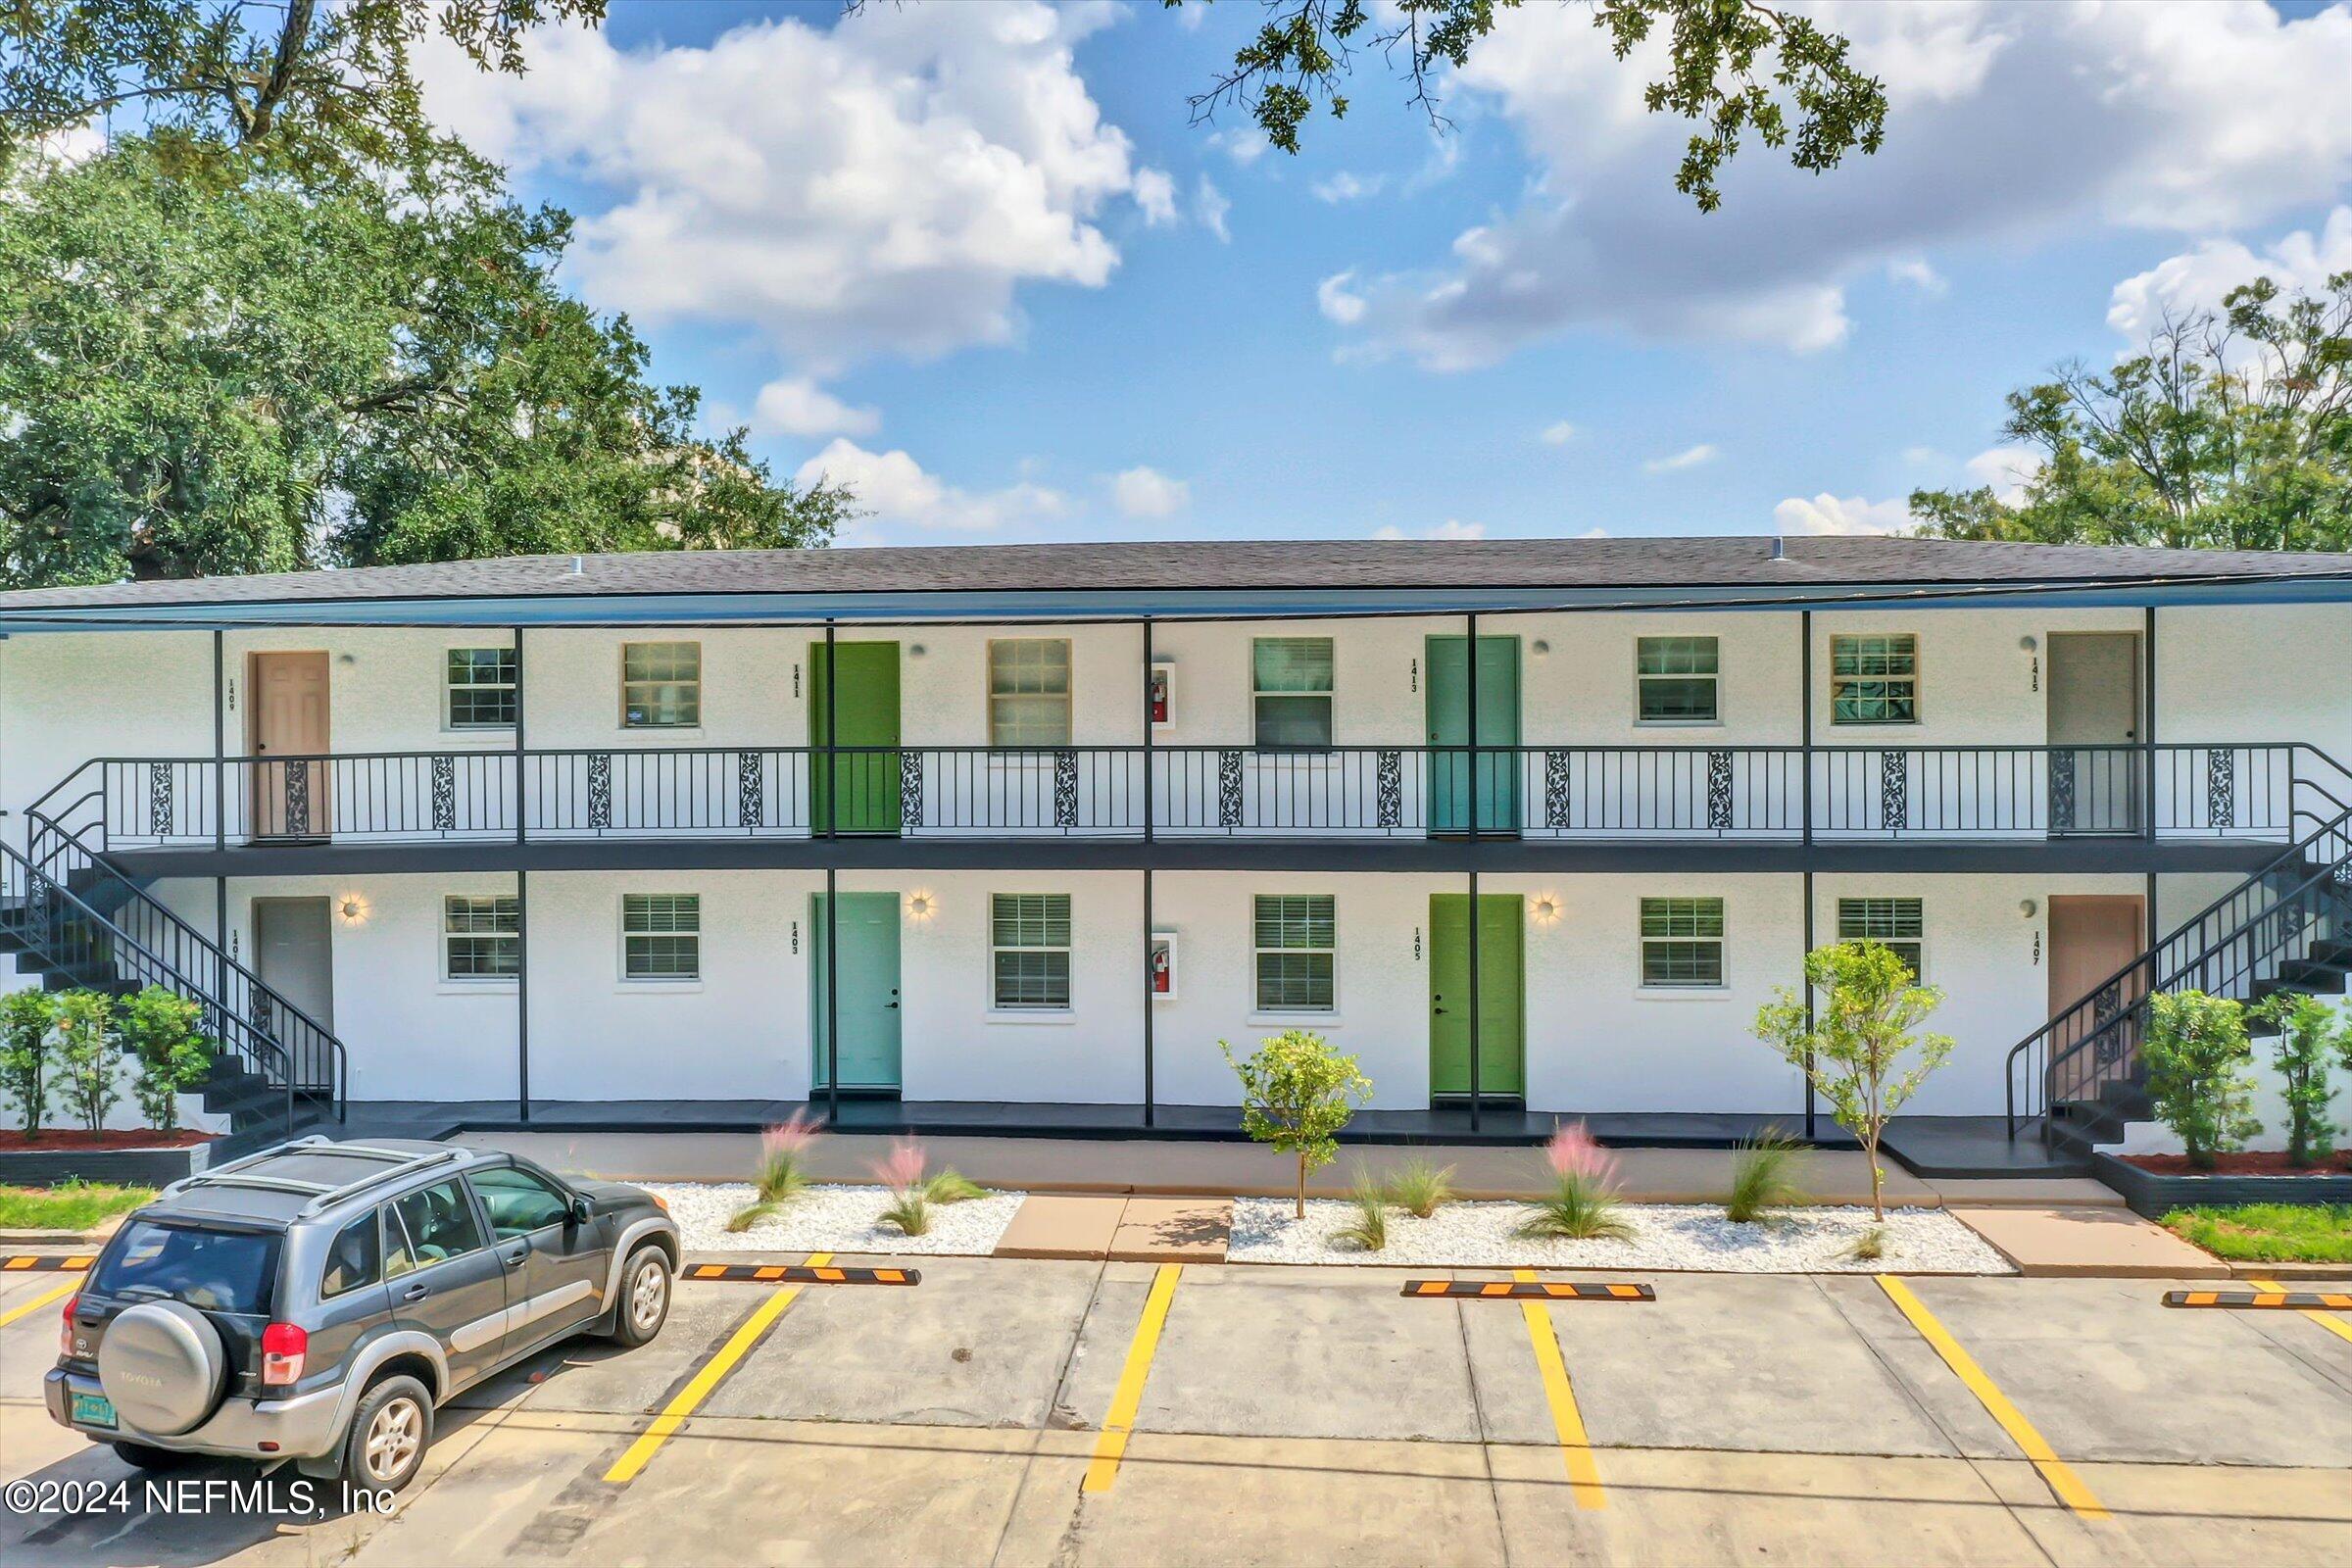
xmin=3 ymin=535 xmax=2350 ymax=1165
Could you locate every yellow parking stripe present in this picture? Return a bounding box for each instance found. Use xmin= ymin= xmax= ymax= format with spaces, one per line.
xmin=604 ymin=1250 xmax=833 ymax=1485
xmin=1514 ymin=1269 xmax=1605 ymax=1510
xmin=0 ymin=1278 xmax=78 ymax=1329
xmin=2249 ymin=1278 xmax=2352 ymax=1347
xmin=1877 ymin=1275 xmax=2108 ymax=1522
xmin=1082 ymin=1262 xmax=1182 ymax=1494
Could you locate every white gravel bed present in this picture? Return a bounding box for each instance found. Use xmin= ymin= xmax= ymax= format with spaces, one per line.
xmin=649 ymin=1182 xmax=1026 ymax=1256
xmin=1226 ymin=1199 xmax=2015 ymax=1274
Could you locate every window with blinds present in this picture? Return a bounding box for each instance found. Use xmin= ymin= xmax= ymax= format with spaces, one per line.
xmin=1636 ymin=635 xmax=1720 ymax=723
xmin=1640 ymin=897 xmax=1725 ymax=988
xmin=445 ymin=648 xmax=517 ymax=729
xmin=1254 ymin=894 xmax=1336 ymax=1010
xmin=1838 ymin=897 xmax=1925 ymax=982
xmin=621 ymin=642 xmax=702 ymax=728
xmin=442 ymin=896 xmax=518 ymax=979
xmin=622 ymin=894 xmax=701 ymax=980
xmin=1252 ymin=637 xmax=1334 ymax=748
xmin=992 ymin=894 xmax=1071 ymax=1009
xmin=1830 ymin=633 xmax=1918 ymax=725
xmin=987 ymin=639 xmax=1072 ymax=746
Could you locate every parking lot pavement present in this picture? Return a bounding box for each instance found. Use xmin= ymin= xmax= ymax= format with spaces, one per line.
xmin=3 ymin=1259 xmax=2350 ymax=1566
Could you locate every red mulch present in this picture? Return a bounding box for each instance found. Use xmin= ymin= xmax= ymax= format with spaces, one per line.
xmin=0 ymin=1128 xmax=217 ymax=1152
xmin=2120 ymin=1150 xmax=2352 ymax=1177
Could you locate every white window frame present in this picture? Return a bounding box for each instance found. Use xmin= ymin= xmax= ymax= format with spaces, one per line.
xmin=444 ymin=646 xmax=517 ymax=731
xmin=990 ymin=894 xmax=1072 ymax=1011
xmin=1639 ymin=896 xmax=1726 ymax=990
xmin=1251 ymin=637 xmax=1336 ymax=750
xmin=986 ymin=638 xmax=1073 ymax=748
xmin=1634 ymin=635 xmax=1720 ymax=725
xmin=1837 ymin=896 xmax=1925 ymax=983
xmin=441 ymin=895 xmax=519 ymax=982
xmin=620 ymin=893 xmax=701 ymax=982
xmin=620 ymin=641 xmax=702 ymax=730
xmin=1829 ymin=633 xmax=1921 ymax=727
xmin=1253 ymin=894 xmax=1337 ymax=1014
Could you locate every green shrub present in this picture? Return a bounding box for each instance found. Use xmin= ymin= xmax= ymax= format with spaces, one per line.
xmin=114 ymin=987 xmax=212 ymax=1133
xmin=2250 ymin=993 xmax=2343 ymax=1166
xmin=1515 ymin=1123 xmax=1634 ymax=1242
xmin=1221 ymin=1030 xmax=1373 ymax=1218
xmin=1754 ymin=942 xmax=1951 ymax=1219
xmin=1724 ymin=1127 xmax=1809 ymax=1222
xmin=918 ymin=1169 xmax=986 ymax=1204
xmin=1844 ymin=1225 xmax=1887 ymax=1262
xmin=0 ymin=990 xmax=56 ymax=1137
xmin=728 ymin=1110 xmax=821 ymax=1231
xmin=877 ymin=1191 xmax=930 ymax=1237
xmin=51 ymin=991 xmax=118 ymax=1134
xmin=1382 ymin=1157 xmax=1455 ymax=1218
xmin=1334 ymin=1168 xmax=1388 ymax=1252
xmin=2142 ymin=991 xmax=2261 ymax=1170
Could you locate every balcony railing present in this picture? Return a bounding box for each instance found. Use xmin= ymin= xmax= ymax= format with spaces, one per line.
xmin=25 ymin=743 xmax=2339 ymax=853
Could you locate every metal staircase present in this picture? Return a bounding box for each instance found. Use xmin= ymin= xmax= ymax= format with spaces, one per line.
xmin=2008 ymin=800 xmax=2352 ymax=1152
xmin=4 ymin=813 xmax=345 ymax=1152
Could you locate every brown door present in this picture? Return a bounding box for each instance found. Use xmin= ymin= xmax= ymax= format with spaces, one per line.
xmin=250 ymin=652 xmax=331 ymax=838
xmin=2045 ymin=632 xmax=2141 ymax=833
xmin=2046 ymin=895 xmax=2145 ymax=1102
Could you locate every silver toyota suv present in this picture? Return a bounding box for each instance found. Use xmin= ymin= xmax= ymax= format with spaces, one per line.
xmin=45 ymin=1137 xmax=680 ymax=1492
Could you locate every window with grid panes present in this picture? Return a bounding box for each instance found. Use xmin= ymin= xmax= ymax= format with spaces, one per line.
xmin=1252 ymin=638 xmax=1334 ymax=748
xmin=1830 ymin=633 xmax=1918 ymax=725
xmin=987 ymin=639 xmax=1072 ymax=746
xmin=991 ymin=894 xmax=1071 ymax=1009
xmin=1636 ymin=636 xmax=1719 ymax=722
xmin=442 ymin=896 xmax=519 ymax=980
xmin=1838 ymin=897 xmax=1924 ymax=982
xmin=622 ymin=894 xmax=700 ymax=980
xmin=1640 ymin=897 xmax=1725 ymax=988
xmin=621 ymin=642 xmax=701 ymax=728
xmin=445 ymin=648 xmax=516 ymax=729
xmin=1254 ymin=894 xmax=1336 ymax=1011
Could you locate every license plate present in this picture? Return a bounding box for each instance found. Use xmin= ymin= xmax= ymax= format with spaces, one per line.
xmin=72 ymin=1392 xmax=117 ymax=1429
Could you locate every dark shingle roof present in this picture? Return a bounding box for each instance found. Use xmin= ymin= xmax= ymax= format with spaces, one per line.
xmin=0 ymin=535 xmax=2345 ymax=614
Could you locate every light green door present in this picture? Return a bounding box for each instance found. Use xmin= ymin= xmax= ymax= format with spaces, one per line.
xmin=810 ymin=892 xmax=902 ymax=1091
xmin=1429 ymin=894 xmax=1525 ymax=1099
xmin=809 ymin=642 xmax=902 ymax=835
xmin=1425 ymin=636 xmax=1521 ymax=835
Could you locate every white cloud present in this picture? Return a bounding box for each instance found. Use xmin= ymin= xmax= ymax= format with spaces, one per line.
xmin=1316 ymin=270 xmax=1367 ymax=326
xmin=1325 ymin=2 xmax=2352 ymax=367
xmin=420 ymin=4 xmax=1153 ymax=370
xmin=1965 ymin=444 xmax=2043 ymax=504
xmin=1111 ymin=466 xmax=1191 ymax=517
xmin=1207 ymin=125 xmax=1267 ymax=166
xmin=1773 ymin=493 xmax=1912 ymax=535
xmin=1643 ymin=444 xmax=1718 ymax=473
xmin=1196 ymin=175 xmax=1232 ymax=243
xmin=1133 ymin=168 xmax=1179 ymax=226
xmin=1375 ymin=519 xmax=1489 ymax=540
xmin=1312 ymin=171 xmax=1387 ymax=203
xmin=1902 ymin=445 xmax=1947 ymax=466
xmin=752 ymin=377 xmax=881 ymax=439
xmin=1886 ymin=257 xmax=1947 ymax=296
xmin=2108 ymin=206 xmax=2352 ymax=342
xmin=1539 ymin=420 xmax=1578 ymax=445
xmin=794 ymin=439 xmax=1066 ymax=533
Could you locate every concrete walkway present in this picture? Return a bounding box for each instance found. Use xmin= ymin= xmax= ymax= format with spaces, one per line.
xmin=472 ymin=1127 xmax=2120 ymax=1208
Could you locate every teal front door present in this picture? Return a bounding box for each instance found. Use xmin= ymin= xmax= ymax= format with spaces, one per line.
xmin=810 ymin=892 xmax=902 ymax=1092
xmin=1426 ymin=635 xmax=1521 ymax=834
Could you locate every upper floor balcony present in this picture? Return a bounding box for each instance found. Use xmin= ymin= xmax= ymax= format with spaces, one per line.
xmin=29 ymin=740 xmax=2347 ymax=876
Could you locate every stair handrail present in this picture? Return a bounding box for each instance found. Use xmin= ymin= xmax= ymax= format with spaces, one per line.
xmin=0 ymin=836 xmax=306 ymax=1138
xmin=2006 ymin=797 xmax=2352 ymax=1137
xmin=25 ymin=812 xmax=348 ymax=1123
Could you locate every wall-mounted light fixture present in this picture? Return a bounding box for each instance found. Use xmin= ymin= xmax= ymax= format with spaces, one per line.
xmin=1530 ymin=640 xmax=1552 ymax=659
xmin=906 ymin=891 xmax=936 ymax=922
xmin=2018 ymin=898 xmax=2038 ymax=919
xmin=336 ymin=894 xmax=369 ymax=925
xmin=2019 ymin=634 xmax=2039 ymax=693
xmin=336 ymin=653 xmax=357 ymax=666
xmin=1530 ymin=895 xmax=1562 ymax=925
xmin=908 ymin=644 xmax=927 ymax=659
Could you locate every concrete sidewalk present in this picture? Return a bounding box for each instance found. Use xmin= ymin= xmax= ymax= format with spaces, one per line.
xmin=473 ymin=1128 xmax=2119 ymax=1208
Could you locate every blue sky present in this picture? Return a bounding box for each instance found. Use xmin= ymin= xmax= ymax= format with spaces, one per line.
xmin=420 ymin=1 xmax=2352 ymax=548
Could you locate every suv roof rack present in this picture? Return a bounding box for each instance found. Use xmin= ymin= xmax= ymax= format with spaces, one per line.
xmin=161 ymin=1139 xmax=469 ymax=1214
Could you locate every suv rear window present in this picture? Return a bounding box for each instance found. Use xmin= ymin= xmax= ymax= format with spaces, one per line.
xmin=90 ymin=1221 xmax=281 ymax=1316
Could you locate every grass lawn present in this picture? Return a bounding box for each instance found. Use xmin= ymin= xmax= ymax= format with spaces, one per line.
xmin=2163 ymin=1203 xmax=2352 ymax=1263
xmin=0 ymin=1181 xmax=156 ymax=1232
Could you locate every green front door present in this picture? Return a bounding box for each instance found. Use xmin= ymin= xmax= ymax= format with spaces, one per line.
xmin=810 ymin=892 xmax=902 ymax=1092
xmin=1425 ymin=635 xmax=1521 ymax=834
xmin=810 ymin=642 xmax=902 ymax=835
xmin=1429 ymin=894 xmax=1525 ymax=1099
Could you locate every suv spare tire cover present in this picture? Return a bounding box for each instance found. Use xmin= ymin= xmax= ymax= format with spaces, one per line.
xmin=99 ymin=1300 xmax=228 ymax=1437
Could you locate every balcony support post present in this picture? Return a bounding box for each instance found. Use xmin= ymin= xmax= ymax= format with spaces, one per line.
xmin=824 ymin=863 xmax=840 ymax=1128
xmin=515 ymin=866 xmax=530 ymax=1124
xmin=1142 ymin=617 xmax=1156 ymax=1129
xmin=1467 ymin=610 xmax=1481 ymax=1135
xmin=1800 ymin=612 xmax=1816 ymax=1137
xmin=513 ymin=626 xmax=526 ymax=848
xmin=213 ymin=630 xmax=226 ymax=852
xmin=2143 ymin=609 xmax=2159 ymax=940
xmin=1801 ymin=870 xmax=1815 ymax=1140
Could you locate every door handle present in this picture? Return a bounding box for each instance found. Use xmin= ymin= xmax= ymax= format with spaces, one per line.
xmin=885 ymin=1003 xmax=899 ymax=1009
xmin=1433 ymin=1005 xmax=1448 ymax=1015
xmin=500 ymin=1245 xmax=528 ymax=1269
xmin=402 ymin=1284 xmax=429 ymax=1301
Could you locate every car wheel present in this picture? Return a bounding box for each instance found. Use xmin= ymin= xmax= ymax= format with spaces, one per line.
xmin=610 ymin=1245 xmax=672 ymax=1347
xmin=111 ymin=1442 xmax=199 ymax=1472
xmin=340 ymin=1374 xmax=433 ymax=1493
